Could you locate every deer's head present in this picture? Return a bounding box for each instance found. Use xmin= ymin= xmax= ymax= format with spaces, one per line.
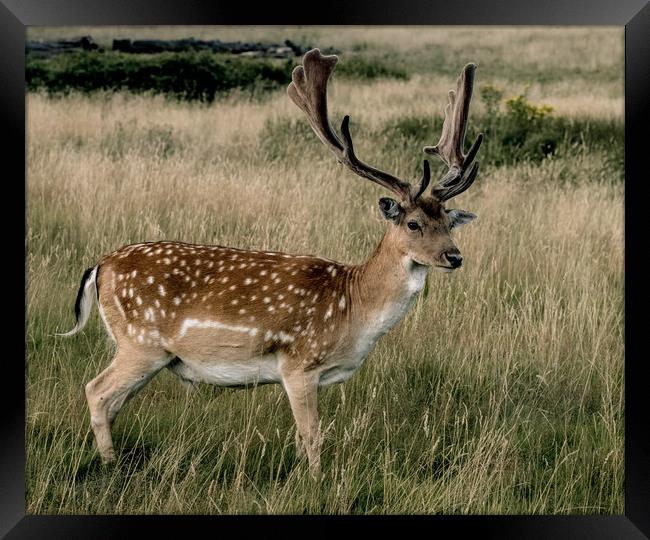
xmin=288 ymin=50 xmax=483 ymax=272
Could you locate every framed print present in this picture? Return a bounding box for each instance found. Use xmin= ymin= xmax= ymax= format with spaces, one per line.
xmin=5 ymin=0 xmax=649 ymax=537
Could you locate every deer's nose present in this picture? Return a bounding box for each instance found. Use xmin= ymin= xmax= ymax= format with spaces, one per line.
xmin=444 ymin=251 xmax=463 ymax=268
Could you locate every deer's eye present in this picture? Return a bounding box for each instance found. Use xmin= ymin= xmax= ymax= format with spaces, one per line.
xmin=407 ymin=221 xmax=421 ymax=231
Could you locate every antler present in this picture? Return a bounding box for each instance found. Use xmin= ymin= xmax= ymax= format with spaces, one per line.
xmin=288 ymin=48 xmax=429 ymax=202
xmin=424 ymin=63 xmax=483 ymax=202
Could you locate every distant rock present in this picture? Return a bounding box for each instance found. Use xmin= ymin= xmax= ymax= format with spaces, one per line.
xmin=27 ymin=35 xmax=341 ymax=59
xmin=26 ymin=36 xmax=99 ymax=57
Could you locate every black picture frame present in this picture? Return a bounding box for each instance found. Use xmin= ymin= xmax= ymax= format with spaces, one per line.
xmin=7 ymin=0 xmax=649 ymax=537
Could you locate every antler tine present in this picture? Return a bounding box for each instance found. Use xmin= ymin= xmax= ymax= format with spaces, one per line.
xmin=432 ymin=161 xmax=479 ymax=201
xmin=288 ymin=48 xmax=414 ymax=201
xmin=412 ymin=160 xmax=431 ymax=200
xmin=424 ymin=63 xmax=484 ymax=202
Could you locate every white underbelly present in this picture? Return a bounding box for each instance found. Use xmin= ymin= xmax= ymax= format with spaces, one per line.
xmin=171 ymin=354 xmax=280 ymax=387
xmin=319 ymin=362 xmax=362 ymax=386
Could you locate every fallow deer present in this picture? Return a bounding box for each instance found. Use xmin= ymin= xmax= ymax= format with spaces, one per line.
xmin=59 ymin=49 xmax=483 ymax=475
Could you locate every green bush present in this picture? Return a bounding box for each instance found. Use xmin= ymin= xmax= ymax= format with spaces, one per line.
xmin=476 ymin=85 xmax=557 ymax=164
xmin=505 ymin=92 xmax=554 ymax=124
xmin=26 ymin=51 xmax=410 ymax=101
xmin=480 ymin=83 xmax=503 ymax=119
xmin=332 ymin=91 xmax=623 ymax=178
xmin=263 ymin=107 xmax=622 ymax=181
xmin=26 ymin=51 xmax=294 ymax=102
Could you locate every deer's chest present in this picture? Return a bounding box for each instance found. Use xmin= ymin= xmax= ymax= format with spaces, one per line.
xmin=318 ymin=264 xmax=427 ymax=386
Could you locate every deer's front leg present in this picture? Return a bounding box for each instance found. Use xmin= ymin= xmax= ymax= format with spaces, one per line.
xmin=295 ymin=428 xmax=306 ymax=459
xmin=281 ymin=368 xmax=321 ymax=476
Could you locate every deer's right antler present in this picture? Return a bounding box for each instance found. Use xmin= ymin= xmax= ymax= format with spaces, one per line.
xmin=288 ymin=48 xmax=429 ymax=202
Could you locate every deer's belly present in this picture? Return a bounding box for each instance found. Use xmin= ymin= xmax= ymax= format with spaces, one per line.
xmin=170 ymin=354 xmax=280 ymax=387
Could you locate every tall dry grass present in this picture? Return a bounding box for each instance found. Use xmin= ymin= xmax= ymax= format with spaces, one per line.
xmin=26 ymin=27 xmax=623 ymax=514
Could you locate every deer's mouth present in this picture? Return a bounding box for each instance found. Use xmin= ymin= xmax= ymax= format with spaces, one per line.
xmin=434 ymin=264 xmax=457 ymax=273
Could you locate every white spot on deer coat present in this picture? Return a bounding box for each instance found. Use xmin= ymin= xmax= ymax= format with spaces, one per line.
xmin=176 ymin=318 xmax=259 ymax=340
xmin=113 ymin=295 xmax=126 ymax=319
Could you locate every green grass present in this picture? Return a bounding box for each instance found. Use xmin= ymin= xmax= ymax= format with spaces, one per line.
xmin=333 ymin=54 xmax=409 ymax=80
xmin=26 ymin=27 xmax=624 ymax=515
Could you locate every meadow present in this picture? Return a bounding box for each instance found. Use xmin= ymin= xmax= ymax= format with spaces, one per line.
xmin=26 ymin=26 xmax=624 ymax=514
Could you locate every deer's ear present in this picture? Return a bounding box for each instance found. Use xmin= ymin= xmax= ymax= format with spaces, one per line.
xmin=447 ymin=209 xmax=477 ymax=229
xmin=379 ymin=198 xmax=404 ymax=222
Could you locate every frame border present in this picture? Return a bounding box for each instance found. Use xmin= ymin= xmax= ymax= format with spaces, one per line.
xmin=8 ymin=0 xmax=648 ymax=537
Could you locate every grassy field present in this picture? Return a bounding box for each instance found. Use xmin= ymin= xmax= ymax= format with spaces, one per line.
xmin=26 ymin=27 xmax=624 ymax=514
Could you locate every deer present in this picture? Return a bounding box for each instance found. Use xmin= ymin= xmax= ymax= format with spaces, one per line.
xmin=57 ymin=48 xmax=483 ymax=476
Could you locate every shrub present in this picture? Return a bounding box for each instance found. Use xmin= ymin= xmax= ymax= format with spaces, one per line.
xmin=475 ymin=84 xmax=559 ymax=164
xmin=370 ymin=92 xmax=621 ymax=179
xmin=26 ymin=51 xmax=294 ymax=102
xmin=26 ymin=51 xmax=410 ymax=101
xmin=505 ymin=89 xmax=554 ymax=125
xmin=480 ymin=83 xmax=503 ymax=119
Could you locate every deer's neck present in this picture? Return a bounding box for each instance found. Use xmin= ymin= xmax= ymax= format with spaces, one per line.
xmin=350 ymin=228 xmax=428 ymax=325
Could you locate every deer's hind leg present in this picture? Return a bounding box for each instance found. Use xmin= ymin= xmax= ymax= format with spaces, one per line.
xmin=85 ymin=342 xmax=172 ymax=464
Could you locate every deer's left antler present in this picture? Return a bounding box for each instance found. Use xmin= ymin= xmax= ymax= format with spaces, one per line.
xmin=424 ymin=63 xmax=484 ymax=202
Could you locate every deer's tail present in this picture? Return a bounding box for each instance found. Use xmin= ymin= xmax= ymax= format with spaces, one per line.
xmin=55 ymin=266 xmax=99 ymax=337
